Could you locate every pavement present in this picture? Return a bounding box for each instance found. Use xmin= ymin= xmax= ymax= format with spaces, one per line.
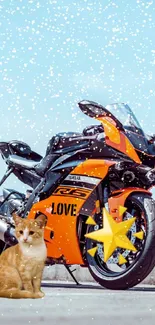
xmin=0 ymin=282 xmax=155 ymax=325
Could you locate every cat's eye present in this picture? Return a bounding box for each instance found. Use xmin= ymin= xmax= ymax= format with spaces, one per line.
xmin=29 ymin=231 xmax=34 ymax=235
xmin=19 ymin=230 xmax=23 ymax=234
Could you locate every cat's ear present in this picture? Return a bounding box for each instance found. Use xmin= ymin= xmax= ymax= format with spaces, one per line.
xmin=35 ymin=214 xmax=47 ymax=229
xmin=12 ymin=213 xmax=22 ymax=226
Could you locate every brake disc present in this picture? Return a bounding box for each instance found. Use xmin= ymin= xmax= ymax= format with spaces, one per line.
xmin=95 ymin=212 xmax=137 ymax=266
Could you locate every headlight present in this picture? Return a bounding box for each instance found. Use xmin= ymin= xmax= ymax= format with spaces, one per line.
xmin=121 ymin=171 xmax=135 ymax=183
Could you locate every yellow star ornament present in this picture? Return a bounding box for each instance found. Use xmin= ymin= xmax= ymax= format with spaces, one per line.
xmin=85 ymin=208 xmax=137 ymax=263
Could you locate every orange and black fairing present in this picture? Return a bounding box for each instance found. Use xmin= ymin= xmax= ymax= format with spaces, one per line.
xmin=78 ymin=100 xmax=141 ymax=164
xmin=27 ymin=159 xmax=115 ymax=265
xmin=97 ymin=116 xmax=141 ymax=164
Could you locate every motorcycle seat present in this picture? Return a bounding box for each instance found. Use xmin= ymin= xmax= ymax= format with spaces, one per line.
xmin=7 ymin=127 xmax=104 ymax=177
xmin=8 ymin=155 xmax=38 ymax=169
xmin=8 ymin=153 xmax=61 ymax=177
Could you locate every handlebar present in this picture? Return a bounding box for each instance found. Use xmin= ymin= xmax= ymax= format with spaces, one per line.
xmin=83 ymin=124 xmax=104 ymax=136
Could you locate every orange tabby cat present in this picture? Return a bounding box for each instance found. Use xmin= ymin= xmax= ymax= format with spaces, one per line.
xmin=0 ymin=213 xmax=47 ymax=299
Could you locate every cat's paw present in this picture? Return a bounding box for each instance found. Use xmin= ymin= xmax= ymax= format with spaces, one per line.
xmin=34 ymin=291 xmax=45 ymax=299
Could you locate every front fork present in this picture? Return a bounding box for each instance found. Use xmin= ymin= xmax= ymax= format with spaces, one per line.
xmin=93 ymin=183 xmax=110 ymax=231
xmin=103 ymin=185 xmax=110 ymax=212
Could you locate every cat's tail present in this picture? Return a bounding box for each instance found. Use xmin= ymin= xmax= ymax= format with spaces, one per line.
xmin=0 ymin=289 xmax=39 ymax=299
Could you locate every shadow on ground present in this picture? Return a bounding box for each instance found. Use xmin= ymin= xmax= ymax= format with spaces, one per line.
xmin=42 ymin=282 xmax=155 ymax=292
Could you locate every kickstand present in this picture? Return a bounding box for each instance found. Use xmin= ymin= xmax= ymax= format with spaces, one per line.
xmin=64 ymin=265 xmax=80 ymax=285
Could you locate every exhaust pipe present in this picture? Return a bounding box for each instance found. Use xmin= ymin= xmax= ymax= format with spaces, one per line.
xmin=0 ymin=219 xmax=17 ymax=246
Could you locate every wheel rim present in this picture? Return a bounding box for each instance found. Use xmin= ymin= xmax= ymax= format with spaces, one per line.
xmin=86 ymin=198 xmax=146 ymax=278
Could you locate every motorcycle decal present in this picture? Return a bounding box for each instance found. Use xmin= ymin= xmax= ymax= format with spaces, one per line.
xmin=49 ymin=202 xmax=77 ymax=217
xmin=62 ymin=175 xmax=101 ymax=190
xmin=27 ymin=159 xmax=116 ymax=264
xmin=53 ymin=186 xmax=91 ymax=199
xmin=61 ymin=181 xmax=95 ymax=190
xmin=64 ymin=174 xmax=101 ymax=185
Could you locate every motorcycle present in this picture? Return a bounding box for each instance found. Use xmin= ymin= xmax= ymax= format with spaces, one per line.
xmin=0 ymin=100 xmax=155 ymax=290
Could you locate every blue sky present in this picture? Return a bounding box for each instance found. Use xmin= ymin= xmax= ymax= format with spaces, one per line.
xmin=0 ymin=0 xmax=155 ymax=193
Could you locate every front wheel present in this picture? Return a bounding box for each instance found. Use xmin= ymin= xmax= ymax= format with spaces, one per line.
xmin=86 ymin=193 xmax=155 ymax=290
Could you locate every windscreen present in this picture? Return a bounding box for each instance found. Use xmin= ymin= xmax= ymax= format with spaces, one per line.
xmin=106 ymin=103 xmax=142 ymax=133
xmin=105 ymin=103 xmax=149 ymax=153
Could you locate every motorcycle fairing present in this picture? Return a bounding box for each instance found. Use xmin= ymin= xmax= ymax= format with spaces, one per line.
xmin=97 ymin=117 xmax=141 ymax=164
xmin=78 ymin=101 xmax=141 ymax=164
xmin=108 ymin=187 xmax=152 ymax=222
xmin=27 ymin=159 xmax=115 ymax=264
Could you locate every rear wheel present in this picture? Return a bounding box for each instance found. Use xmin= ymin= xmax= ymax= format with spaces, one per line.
xmin=86 ymin=193 xmax=155 ymax=290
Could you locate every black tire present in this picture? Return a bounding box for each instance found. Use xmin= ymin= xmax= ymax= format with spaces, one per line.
xmin=86 ymin=193 xmax=155 ymax=290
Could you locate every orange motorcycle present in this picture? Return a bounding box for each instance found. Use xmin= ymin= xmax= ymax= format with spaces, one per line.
xmin=0 ymin=100 xmax=155 ymax=290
